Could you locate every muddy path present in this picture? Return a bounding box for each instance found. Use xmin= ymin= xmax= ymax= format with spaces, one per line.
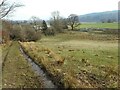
xmin=20 ymin=46 xmax=57 ymax=88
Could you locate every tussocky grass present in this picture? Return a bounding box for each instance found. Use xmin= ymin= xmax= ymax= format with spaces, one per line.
xmin=20 ymin=31 xmax=118 ymax=88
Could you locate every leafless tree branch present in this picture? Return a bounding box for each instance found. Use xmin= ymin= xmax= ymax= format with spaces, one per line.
xmin=0 ymin=0 xmax=24 ymax=19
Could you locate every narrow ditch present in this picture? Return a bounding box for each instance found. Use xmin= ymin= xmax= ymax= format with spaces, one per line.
xmin=19 ymin=46 xmax=58 ymax=88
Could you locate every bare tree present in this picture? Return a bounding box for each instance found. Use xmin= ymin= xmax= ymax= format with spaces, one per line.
xmin=50 ymin=11 xmax=64 ymax=33
xmin=0 ymin=0 xmax=23 ymax=19
xmin=51 ymin=11 xmax=60 ymax=20
xmin=30 ymin=16 xmax=41 ymax=25
xmin=29 ymin=16 xmax=42 ymax=32
xmin=68 ymin=14 xmax=80 ymax=30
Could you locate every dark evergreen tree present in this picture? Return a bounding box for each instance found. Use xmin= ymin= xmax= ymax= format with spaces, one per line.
xmin=42 ymin=20 xmax=47 ymax=30
xmin=42 ymin=20 xmax=48 ymax=35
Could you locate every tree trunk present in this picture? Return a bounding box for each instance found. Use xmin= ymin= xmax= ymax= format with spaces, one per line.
xmin=71 ymin=24 xmax=74 ymax=30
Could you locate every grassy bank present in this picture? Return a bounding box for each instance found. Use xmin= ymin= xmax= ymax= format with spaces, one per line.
xmin=20 ymin=32 xmax=118 ymax=88
xmin=2 ymin=42 xmax=42 ymax=88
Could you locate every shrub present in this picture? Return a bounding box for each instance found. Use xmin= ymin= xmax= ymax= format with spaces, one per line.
xmin=10 ymin=26 xmax=21 ymax=40
xmin=21 ymin=26 xmax=41 ymax=42
xmin=44 ymin=27 xmax=55 ymax=36
xmin=2 ymin=20 xmax=13 ymax=43
xmin=10 ymin=25 xmax=41 ymax=42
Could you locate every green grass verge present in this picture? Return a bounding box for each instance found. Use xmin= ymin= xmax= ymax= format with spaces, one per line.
xmin=2 ymin=41 xmax=42 ymax=88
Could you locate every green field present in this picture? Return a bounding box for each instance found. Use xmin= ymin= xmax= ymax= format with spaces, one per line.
xmin=20 ymin=31 xmax=118 ymax=88
xmin=77 ymin=23 xmax=118 ymax=29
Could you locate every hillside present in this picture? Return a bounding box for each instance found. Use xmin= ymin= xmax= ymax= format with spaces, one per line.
xmin=79 ymin=10 xmax=118 ymax=22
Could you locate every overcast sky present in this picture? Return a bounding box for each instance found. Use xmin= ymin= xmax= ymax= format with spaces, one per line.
xmin=6 ymin=0 xmax=120 ymax=20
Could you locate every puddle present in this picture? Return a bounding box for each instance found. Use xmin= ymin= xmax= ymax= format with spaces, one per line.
xmin=20 ymin=47 xmax=57 ymax=88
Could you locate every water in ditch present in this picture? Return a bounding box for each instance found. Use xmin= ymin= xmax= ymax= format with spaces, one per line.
xmin=20 ymin=47 xmax=57 ymax=88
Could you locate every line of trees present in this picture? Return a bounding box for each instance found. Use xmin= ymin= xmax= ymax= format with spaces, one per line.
xmin=26 ymin=11 xmax=80 ymax=36
xmin=101 ymin=19 xmax=117 ymax=23
xmin=1 ymin=13 xmax=80 ymax=43
xmin=0 ymin=0 xmax=80 ymax=43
